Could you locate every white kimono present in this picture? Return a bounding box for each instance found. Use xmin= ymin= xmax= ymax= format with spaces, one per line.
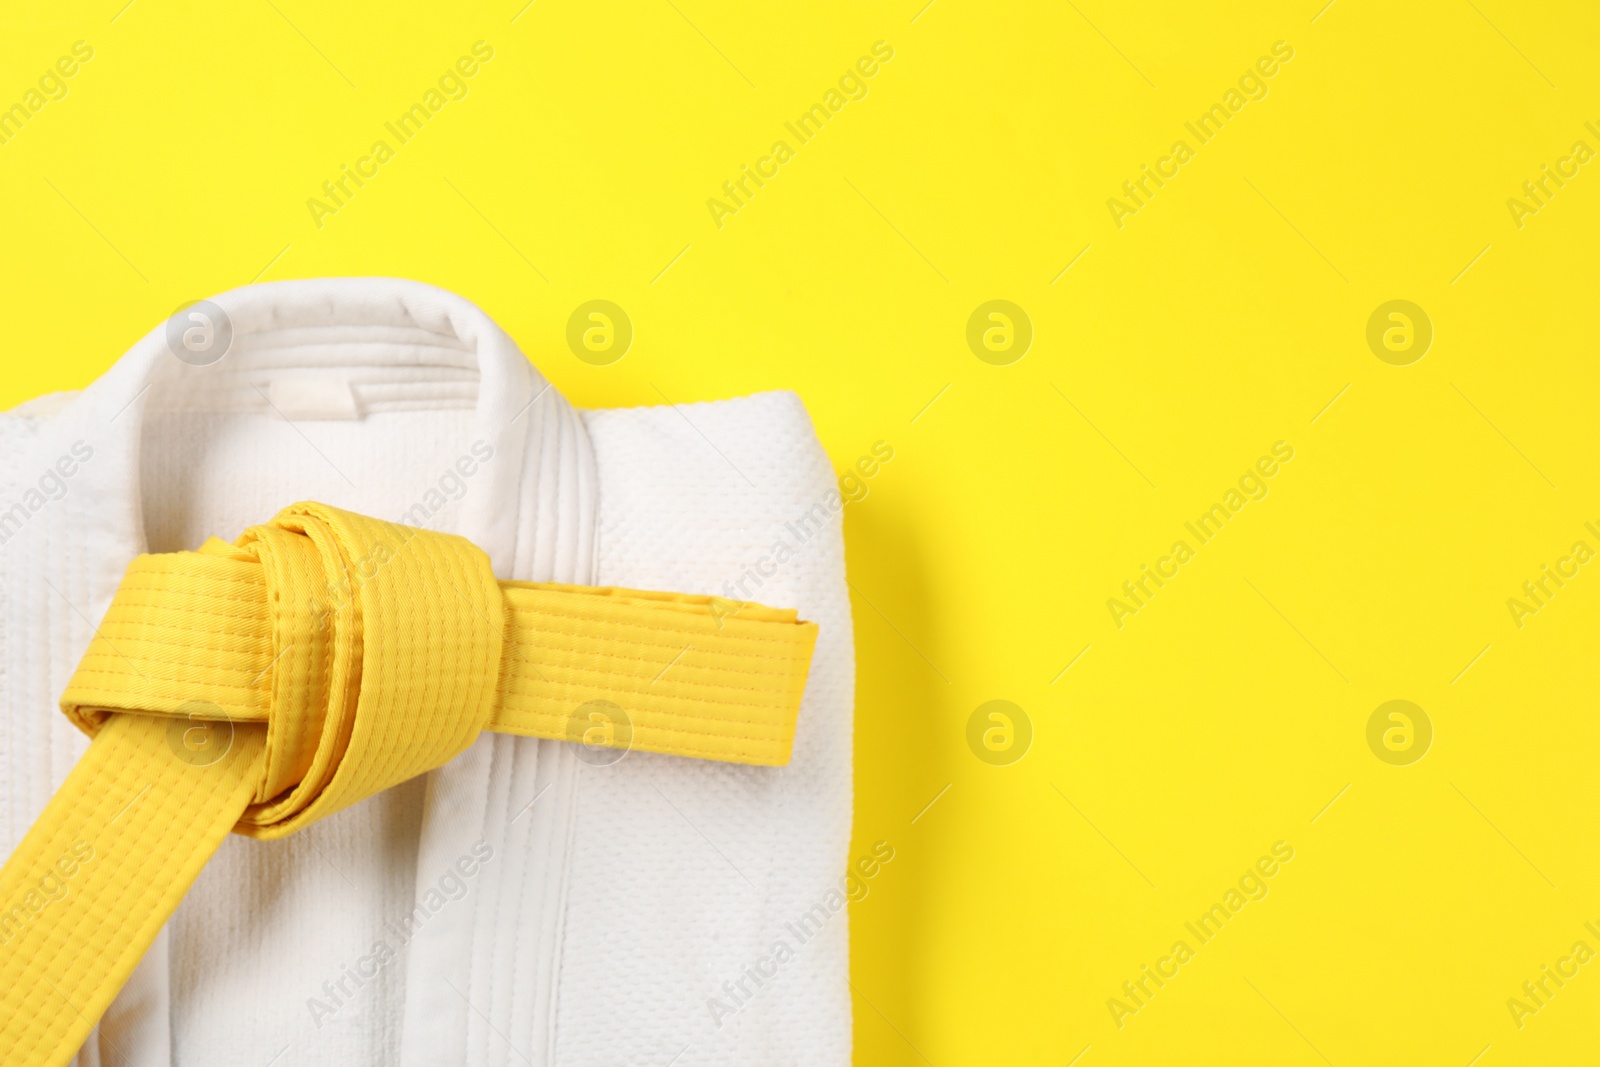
xmin=0 ymin=278 xmax=853 ymax=1065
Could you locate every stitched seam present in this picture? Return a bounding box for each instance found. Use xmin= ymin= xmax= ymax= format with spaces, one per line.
xmin=506 ymin=655 xmax=806 ymax=691
xmin=502 ymin=670 xmax=799 ymax=709
xmin=508 ymin=635 xmax=810 ymax=671
xmin=505 ymin=604 xmax=812 ymax=654
xmin=499 ymin=711 xmax=787 ymax=749
xmin=64 ymin=668 xmax=273 ymax=700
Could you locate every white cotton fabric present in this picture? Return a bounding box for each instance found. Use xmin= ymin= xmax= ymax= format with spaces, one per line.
xmin=0 ymin=278 xmax=853 ymax=1066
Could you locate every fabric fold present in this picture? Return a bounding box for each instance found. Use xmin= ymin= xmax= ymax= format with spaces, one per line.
xmin=0 ymin=277 xmax=854 ymax=1067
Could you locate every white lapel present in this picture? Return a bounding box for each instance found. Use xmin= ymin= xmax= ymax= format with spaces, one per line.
xmin=1 ymin=277 xmax=596 ymax=1066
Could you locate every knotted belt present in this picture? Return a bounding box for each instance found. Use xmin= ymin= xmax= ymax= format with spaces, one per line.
xmin=0 ymin=502 xmax=817 ymax=1066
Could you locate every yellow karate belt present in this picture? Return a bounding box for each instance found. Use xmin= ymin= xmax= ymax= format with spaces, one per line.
xmin=0 ymin=502 xmax=817 ymax=1066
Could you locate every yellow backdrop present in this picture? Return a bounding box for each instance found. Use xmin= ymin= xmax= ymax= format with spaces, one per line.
xmin=3 ymin=1 xmax=1597 ymax=1063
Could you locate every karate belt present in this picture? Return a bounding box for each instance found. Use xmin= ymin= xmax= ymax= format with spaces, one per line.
xmin=0 ymin=502 xmax=818 ymax=1066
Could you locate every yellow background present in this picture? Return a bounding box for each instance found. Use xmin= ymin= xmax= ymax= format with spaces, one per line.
xmin=3 ymin=1 xmax=1598 ymax=1063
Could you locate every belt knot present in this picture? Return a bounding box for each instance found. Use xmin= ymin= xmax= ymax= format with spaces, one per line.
xmin=62 ymin=502 xmax=503 ymax=838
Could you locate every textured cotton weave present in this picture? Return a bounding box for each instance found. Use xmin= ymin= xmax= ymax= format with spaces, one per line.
xmin=0 ymin=278 xmax=853 ymax=1066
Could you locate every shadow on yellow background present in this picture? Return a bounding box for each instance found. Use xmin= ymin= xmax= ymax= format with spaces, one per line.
xmin=4 ymin=0 xmax=1599 ymax=1062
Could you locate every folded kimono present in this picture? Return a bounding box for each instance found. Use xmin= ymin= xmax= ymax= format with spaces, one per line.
xmin=0 ymin=278 xmax=854 ymax=1066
